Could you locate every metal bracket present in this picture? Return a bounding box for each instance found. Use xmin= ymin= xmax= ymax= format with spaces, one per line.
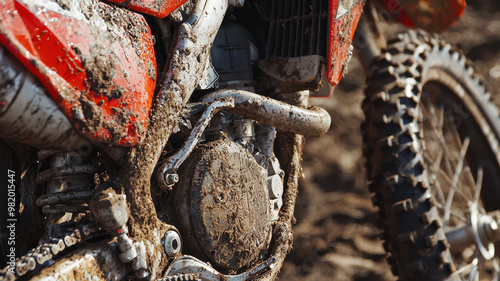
xmin=156 ymin=98 xmax=235 ymax=191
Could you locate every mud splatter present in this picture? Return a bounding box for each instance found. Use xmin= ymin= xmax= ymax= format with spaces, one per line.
xmin=82 ymin=48 xmax=124 ymax=100
xmin=79 ymin=95 xmax=103 ymax=134
xmin=174 ymin=139 xmax=272 ymax=271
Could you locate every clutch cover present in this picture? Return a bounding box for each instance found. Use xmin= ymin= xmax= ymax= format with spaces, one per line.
xmin=174 ymin=138 xmax=272 ymax=271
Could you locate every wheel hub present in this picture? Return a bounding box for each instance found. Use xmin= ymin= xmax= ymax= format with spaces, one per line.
xmin=446 ymin=205 xmax=500 ymax=260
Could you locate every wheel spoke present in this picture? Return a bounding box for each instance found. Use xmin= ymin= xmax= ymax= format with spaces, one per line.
xmin=474 ymin=167 xmax=484 ymax=204
xmin=421 ymin=100 xmax=458 ymax=208
xmin=431 ymin=145 xmax=445 ymax=176
xmin=449 ymin=210 xmax=468 ymax=223
xmin=424 ymin=93 xmax=440 ymax=130
xmin=438 ymin=104 xmax=445 ymax=134
xmin=444 ymin=137 xmax=470 ymax=221
xmin=434 ymin=180 xmax=447 ymax=206
xmin=422 ymin=101 xmax=456 ymax=187
xmin=468 ymin=264 xmax=478 ymax=281
xmin=438 ymin=168 xmax=454 ymax=186
xmin=449 ymin=112 xmax=466 ymax=149
xmin=463 ymin=165 xmax=478 ymax=200
xmin=453 ymin=257 xmax=479 ymax=278
xmin=437 ymin=168 xmax=474 ymax=204
xmin=492 ymin=258 xmax=500 ymax=281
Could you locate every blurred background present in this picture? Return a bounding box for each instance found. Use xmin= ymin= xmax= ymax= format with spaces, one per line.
xmin=279 ymin=1 xmax=500 ymax=280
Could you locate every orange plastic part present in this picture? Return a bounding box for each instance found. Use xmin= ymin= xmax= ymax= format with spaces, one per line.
xmin=0 ymin=0 xmax=157 ymax=146
xmin=383 ymin=0 xmax=466 ymax=33
xmin=327 ymin=0 xmax=365 ymax=86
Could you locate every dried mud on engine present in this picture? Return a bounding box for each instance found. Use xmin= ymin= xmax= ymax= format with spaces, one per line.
xmin=173 ymin=138 xmax=272 ymax=270
xmin=278 ymin=3 xmax=500 ymax=280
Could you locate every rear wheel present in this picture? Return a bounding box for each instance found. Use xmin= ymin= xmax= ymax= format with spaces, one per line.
xmin=363 ymin=31 xmax=500 ymax=280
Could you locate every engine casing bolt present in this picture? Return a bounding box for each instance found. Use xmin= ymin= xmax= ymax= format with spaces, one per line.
xmin=163 ymin=230 xmax=182 ymax=257
xmin=165 ymin=173 xmax=179 ymax=186
xmin=267 ymin=174 xmax=283 ymax=199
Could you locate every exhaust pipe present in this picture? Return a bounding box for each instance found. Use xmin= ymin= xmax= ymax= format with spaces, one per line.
xmin=201 ymin=90 xmax=331 ymax=136
xmin=0 ymin=46 xmax=86 ymax=150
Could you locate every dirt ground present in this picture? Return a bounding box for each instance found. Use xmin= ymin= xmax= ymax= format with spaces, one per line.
xmin=279 ymin=3 xmax=500 ymax=280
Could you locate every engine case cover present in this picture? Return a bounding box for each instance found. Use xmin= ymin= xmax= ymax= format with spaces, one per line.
xmin=174 ymin=138 xmax=272 ymax=271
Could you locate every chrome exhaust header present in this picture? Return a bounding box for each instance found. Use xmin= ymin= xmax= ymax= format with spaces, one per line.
xmin=201 ymin=90 xmax=331 ymax=137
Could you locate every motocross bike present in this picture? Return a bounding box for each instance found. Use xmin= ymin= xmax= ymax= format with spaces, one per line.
xmin=0 ymin=0 xmax=494 ymax=280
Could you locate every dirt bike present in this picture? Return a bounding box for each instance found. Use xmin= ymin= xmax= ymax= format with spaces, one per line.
xmin=0 ymin=0 xmax=494 ymax=280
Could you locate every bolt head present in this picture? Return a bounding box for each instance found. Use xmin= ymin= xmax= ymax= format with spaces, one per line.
xmin=165 ymin=173 xmax=179 ymax=186
xmin=268 ymin=175 xmax=283 ymax=199
xmin=163 ymin=230 xmax=181 ymax=257
xmin=135 ymin=269 xmax=151 ymax=281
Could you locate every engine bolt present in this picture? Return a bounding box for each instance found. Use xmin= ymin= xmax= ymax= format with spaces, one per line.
xmin=165 ymin=173 xmax=179 ymax=186
xmin=268 ymin=174 xmax=283 ymax=199
xmin=163 ymin=230 xmax=181 ymax=257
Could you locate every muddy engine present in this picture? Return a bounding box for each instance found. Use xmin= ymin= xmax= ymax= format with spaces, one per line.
xmin=170 ymin=114 xmax=284 ymax=272
xmin=164 ymin=15 xmax=288 ymax=273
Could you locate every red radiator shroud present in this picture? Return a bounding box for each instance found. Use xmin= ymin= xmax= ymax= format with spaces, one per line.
xmin=0 ymin=0 xmax=165 ymax=146
xmin=327 ymin=0 xmax=365 ymax=86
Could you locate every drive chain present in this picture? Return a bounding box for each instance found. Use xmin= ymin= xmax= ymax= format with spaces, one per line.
xmin=0 ymin=222 xmax=100 ymax=281
xmin=157 ymin=273 xmax=201 ymax=281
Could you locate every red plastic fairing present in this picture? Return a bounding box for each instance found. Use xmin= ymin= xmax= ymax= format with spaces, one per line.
xmin=327 ymin=0 xmax=365 ymax=86
xmin=0 ymin=0 xmax=156 ymax=146
xmin=106 ymin=0 xmax=188 ymax=18
xmin=382 ymin=0 xmax=466 ymax=32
